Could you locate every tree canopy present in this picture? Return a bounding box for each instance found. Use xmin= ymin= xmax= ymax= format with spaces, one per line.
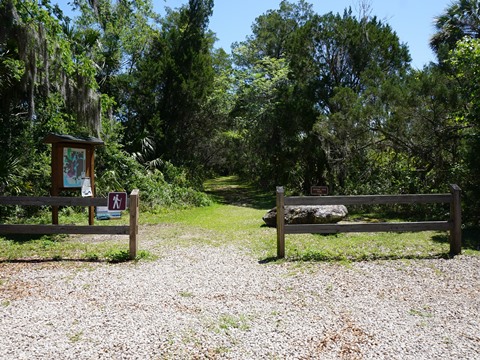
xmin=1 ymin=0 xmax=480 ymax=222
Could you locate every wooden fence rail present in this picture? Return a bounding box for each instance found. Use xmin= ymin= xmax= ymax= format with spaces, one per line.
xmin=0 ymin=190 xmax=140 ymax=259
xmin=276 ymin=185 xmax=462 ymax=259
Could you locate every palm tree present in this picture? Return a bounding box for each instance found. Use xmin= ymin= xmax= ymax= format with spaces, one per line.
xmin=431 ymin=0 xmax=480 ymax=61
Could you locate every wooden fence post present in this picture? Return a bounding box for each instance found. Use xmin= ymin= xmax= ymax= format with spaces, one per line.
xmin=276 ymin=186 xmax=285 ymax=259
xmin=449 ymin=184 xmax=462 ymax=256
xmin=129 ymin=189 xmax=140 ymax=259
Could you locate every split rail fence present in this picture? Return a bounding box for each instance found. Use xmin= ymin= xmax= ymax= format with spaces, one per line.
xmin=0 ymin=189 xmax=139 ymax=259
xmin=276 ymin=185 xmax=462 ymax=258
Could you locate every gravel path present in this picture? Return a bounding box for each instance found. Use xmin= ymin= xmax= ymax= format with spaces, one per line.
xmin=1 ymin=243 xmax=480 ymax=359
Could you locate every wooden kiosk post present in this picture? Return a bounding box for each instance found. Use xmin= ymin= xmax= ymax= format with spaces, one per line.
xmin=44 ymin=133 xmax=104 ymax=225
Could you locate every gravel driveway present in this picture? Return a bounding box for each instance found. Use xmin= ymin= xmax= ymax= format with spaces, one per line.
xmin=1 ymin=241 xmax=480 ymax=359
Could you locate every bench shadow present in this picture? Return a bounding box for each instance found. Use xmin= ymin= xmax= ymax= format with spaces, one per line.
xmin=0 ymin=258 xmax=109 ymax=264
xmin=259 ymin=252 xmax=453 ymax=264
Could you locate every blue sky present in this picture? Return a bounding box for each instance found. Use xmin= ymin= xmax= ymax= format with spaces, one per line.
xmin=55 ymin=0 xmax=453 ymax=69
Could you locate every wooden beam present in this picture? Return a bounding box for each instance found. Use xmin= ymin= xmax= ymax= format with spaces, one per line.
xmin=284 ymin=221 xmax=451 ymax=234
xmin=0 ymin=196 xmax=108 ymax=207
xmin=284 ymin=193 xmax=451 ymax=206
xmin=0 ymin=190 xmax=142 ymax=261
xmin=273 ymin=185 xmax=461 ymax=258
xmin=0 ymin=224 xmax=129 ymax=235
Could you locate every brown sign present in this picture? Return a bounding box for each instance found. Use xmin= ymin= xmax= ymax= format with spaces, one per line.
xmin=310 ymin=186 xmax=329 ymax=196
xmin=108 ymin=192 xmax=127 ymax=211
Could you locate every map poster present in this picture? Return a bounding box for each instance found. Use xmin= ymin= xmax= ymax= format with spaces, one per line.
xmin=63 ymin=147 xmax=86 ymax=188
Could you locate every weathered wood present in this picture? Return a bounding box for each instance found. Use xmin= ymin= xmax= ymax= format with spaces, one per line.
xmin=51 ymin=142 xmax=60 ymax=225
xmin=129 ymin=189 xmax=140 ymax=259
xmin=284 ymin=193 xmax=451 ymax=206
xmin=275 ymin=185 xmax=462 ymax=257
xmin=449 ymin=184 xmax=462 ymax=255
xmin=0 ymin=190 xmax=141 ymax=260
xmin=276 ymin=187 xmax=285 ymax=259
xmin=0 ymin=224 xmax=129 ymax=235
xmin=0 ymin=196 xmax=108 ymax=207
xmin=88 ymin=145 xmax=96 ymax=226
xmin=43 ymin=133 xmax=104 ymax=146
xmin=284 ymin=221 xmax=451 ymax=234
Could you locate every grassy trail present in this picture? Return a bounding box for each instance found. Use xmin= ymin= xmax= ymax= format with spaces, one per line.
xmin=149 ymin=176 xmax=277 ymax=259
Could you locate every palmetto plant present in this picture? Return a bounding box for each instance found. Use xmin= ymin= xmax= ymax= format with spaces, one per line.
xmin=0 ymin=154 xmax=22 ymax=195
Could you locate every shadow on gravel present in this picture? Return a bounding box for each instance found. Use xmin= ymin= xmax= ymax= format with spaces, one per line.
xmin=258 ymin=252 xmax=453 ymax=264
xmin=0 ymin=255 xmax=136 ymax=264
xmin=0 ymin=258 xmax=107 ymax=264
xmin=258 ymin=257 xmax=279 ymax=264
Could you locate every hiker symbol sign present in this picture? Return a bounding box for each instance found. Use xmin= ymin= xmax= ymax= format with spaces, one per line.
xmin=108 ymin=192 xmax=127 ymax=211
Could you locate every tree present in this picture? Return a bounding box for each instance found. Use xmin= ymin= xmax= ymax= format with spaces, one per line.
xmin=430 ymin=0 xmax=480 ymax=221
xmin=448 ymin=37 xmax=480 ymax=220
xmin=369 ymin=66 xmax=463 ymax=194
xmin=230 ymin=1 xmax=321 ymax=191
xmin=431 ymin=0 xmax=480 ymax=63
xmin=229 ymin=3 xmax=412 ymax=194
xmin=122 ymin=0 xmax=217 ymax=182
xmin=71 ymin=0 xmax=158 ymax=96
xmin=310 ymin=9 xmax=411 ymax=193
xmin=231 ymin=55 xmax=299 ymax=187
xmin=0 ymin=0 xmax=100 ymax=196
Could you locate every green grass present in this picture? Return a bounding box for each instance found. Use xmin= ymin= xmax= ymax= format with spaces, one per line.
xmin=1 ymin=175 xmax=479 ymax=263
xmin=0 ymin=203 xmax=152 ymax=263
xmin=283 ymin=232 xmax=452 ymax=262
xmin=0 ymin=233 xmax=153 ymax=263
xmin=154 ymin=176 xmax=480 ymax=262
xmin=155 ymin=205 xmax=457 ymax=261
xmin=216 ymin=314 xmax=251 ymax=332
xmin=68 ymin=331 xmax=84 ymax=343
xmin=151 ymin=202 xmax=275 ymax=258
xmin=204 ymin=176 xmax=275 ymax=209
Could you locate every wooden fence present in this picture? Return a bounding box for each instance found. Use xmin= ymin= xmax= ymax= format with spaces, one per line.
xmin=276 ymin=185 xmax=462 ymax=259
xmin=0 ymin=190 xmax=140 ymax=259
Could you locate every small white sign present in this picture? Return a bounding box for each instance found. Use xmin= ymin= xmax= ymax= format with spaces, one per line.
xmin=81 ymin=177 xmax=92 ymax=197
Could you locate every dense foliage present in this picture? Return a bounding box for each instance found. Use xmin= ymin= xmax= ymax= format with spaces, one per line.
xmin=1 ymin=0 xmax=479 ymax=223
